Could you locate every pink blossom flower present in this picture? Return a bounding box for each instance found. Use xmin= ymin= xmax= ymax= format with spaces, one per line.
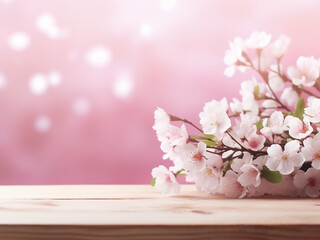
xmin=159 ymin=124 xmax=188 ymax=160
xmin=238 ymin=163 xmax=261 ymax=187
xmin=231 ymin=153 xmax=262 ymax=187
xmin=188 ymin=154 xmax=223 ymax=194
xmin=151 ymin=165 xmax=180 ymax=196
xmin=287 ymin=56 xmax=319 ymax=87
xmin=229 ymin=114 xmax=265 ymax=151
xmin=302 ymin=133 xmax=320 ymax=169
xmin=293 ymin=168 xmax=320 ymax=197
xmin=199 ymin=98 xmax=231 ymax=139
xmin=266 ymin=140 xmax=305 ymax=175
xmin=219 ymin=170 xmax=247 ymax=198
xmin=243 ymin=130 xmax=266 ymax=151
xmin=179 ymin=142 xmax=207 ymax=172
xmin=245 ymin=31 xmax=271 ymax=49
xmin=304 ymin=97 xmax=320 ymax=123
xmin=231 ymin=152 xmax=253 ymax=173
xmin=284 ymin=116 xmax=312 ymax=139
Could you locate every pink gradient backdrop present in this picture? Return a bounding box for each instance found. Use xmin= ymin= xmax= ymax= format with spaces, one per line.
xmin=0 ymin=0 xmax=319 ymax=184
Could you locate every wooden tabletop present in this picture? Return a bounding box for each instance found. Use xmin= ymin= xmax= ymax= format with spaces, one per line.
xmin=0 ymin=185 xmax=319 ymax=240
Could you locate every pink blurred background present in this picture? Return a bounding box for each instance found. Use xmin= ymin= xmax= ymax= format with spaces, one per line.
xmin=0 ymin=0 xmax=319 ymax=184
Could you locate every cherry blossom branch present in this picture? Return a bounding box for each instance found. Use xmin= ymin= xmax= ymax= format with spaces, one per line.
xmin=169 ymin=114 xmax=203 ymax=133
xmin=226 ymin=131 xmax=245 ymax=150
xmin=268 ymin=67 xmax=320 ymax=99
xmin=207 ymin=145 xmax=267 ymax=158
xmin=239 ymin=55 xmax=290 ymax=111
xmin=257 ymin=70 xmax=290 ymax=111
xmin=300 ymin=87 xmax=320 ymax=98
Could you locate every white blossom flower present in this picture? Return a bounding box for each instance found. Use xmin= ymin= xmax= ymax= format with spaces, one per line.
xmin=280 ymin=87 xmax=299 ymax=107
xmin=188 ymin=154 xmax=223 ymax=194
xmin=266 ymin=140 xmax=305 ymax=175
xmin=153 ymin=107 xmax=170 ymax=136
xmin=230 ymin=98 xmax=243 ymax=113
xmin=238 ymin=163 xmax=261 ymax=187
xmin=287 ymin=56 xmax=319 ymax=87
xmin=151 ymin=165 xmax=180 ymax=196
xmin=284 ymin=116 xmax=312 ymax=139
xmin=268 ymin=64 xmax=284 ymax=92
xmin=159 ymin=124 xmax=188 ymax=160
xmin=304 ymin=97 xmax=320 ymax=123
xmin=270 ymin=35 xmax=291 ymax=59
xmin=239 ymin=78 xmax=266 ymax=116
xmin=199 ymin=98 xmax=231 ymax=139
xmin=293 ymin=168 xmax=320 ymax=197
xmin=245 ymin=31 xmax=271 ymax=49
xmin=252 ymin=48 xmax=273 ymax=71
xmin=179 ymin=142 xmax=207 ymax=172
xmin=261 ymin=100 xmax=278 ymax=116
xmin=243 ymin=130 xmax=266 ymax=151
xmin=262 ymin=111 xmax=285 ymax=134
xmin=224 ymin=37 xmax=247 ymax=77
xmin=302 ymin=133 xmax=320 ymax=169
xmin=229 ymin=114 xmax=265 ymax=151
xmin=240 ymin=77 xmax=267 ymax=99
xmin=231 ymin=153 xmax=262 ymax=188
xmin=219 ymin=170 xmax=247 ymax=198
xmin=231 ymin=152 xmax=253 ymax=173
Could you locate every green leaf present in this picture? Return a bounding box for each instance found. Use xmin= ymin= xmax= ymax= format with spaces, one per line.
xmin=151 ymin=177 xmax=156 ymax=186
xmin=222 ymin=161 xmax=231 ymax=172
xmin=293 ymin=98 xmax=305 ymax=120
xmin=190 ymin=134 xmax=214 ymax=140
xmin=256 ymin=120 xmax=263 ymax=130
xmin=177 ymin=173 xmax=186 ymax=177
xmin=204 ymin=140 xmax=215 ymax=146
xmin=261 ymin=165 xmax=282 ymax=183
xmin=189 ymin=135 xmax=206 ymax=140
xmin=254 ymin=85 xmax=260 ymax=98
xmin=203 ymin=134 xmax=214 ymax=139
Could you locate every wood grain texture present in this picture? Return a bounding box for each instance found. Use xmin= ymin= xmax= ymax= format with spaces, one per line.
xmin=0 ymin=185 xmax=319 ymax=240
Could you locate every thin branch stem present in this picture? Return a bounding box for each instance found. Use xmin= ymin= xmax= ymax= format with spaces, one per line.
xmin=300 ymin=87 xmax=320 ymax=98
xmin=256 ymin=69 xmax=290 ymax=111
xmin=169 ymin=114 xmax=203 ymax=133
xmin=226 ymin=131 xmax=245 ymax=150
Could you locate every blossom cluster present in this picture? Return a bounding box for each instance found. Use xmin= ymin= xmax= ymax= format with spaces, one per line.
xmin=151 ymin=31 xmax=320 ymax=198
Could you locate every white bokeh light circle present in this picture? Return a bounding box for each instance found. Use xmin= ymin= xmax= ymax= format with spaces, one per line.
xmin=36 ymin=13 xmax=68 ymax=39
xmin=160 ymin=0 xmax=177 ymax=10
xmin=8 ymin=32 xmax=30 ymax=51
xmin=73 ymin=98 xmax=91 ymax=116
xmin=47 ymin=71 xmax=62 ymax=87
xmin=34 ymin=115 xmax=51 ymax=133
xmin=29 ymin=73 xmax=48 ymax=96
xmin=85 ymin=46 xmax=112 ymax=68
xmin=113 ymin=73 xmax=134 ymax=99
xmin=139 ymin=23 xmax=153 ymax=37
xmin=0 ymin=73 xmax=8 ymax=89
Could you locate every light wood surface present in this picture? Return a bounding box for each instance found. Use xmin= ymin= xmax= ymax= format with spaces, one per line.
xmin=0 ymin=185 xmax=319 ymax=240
